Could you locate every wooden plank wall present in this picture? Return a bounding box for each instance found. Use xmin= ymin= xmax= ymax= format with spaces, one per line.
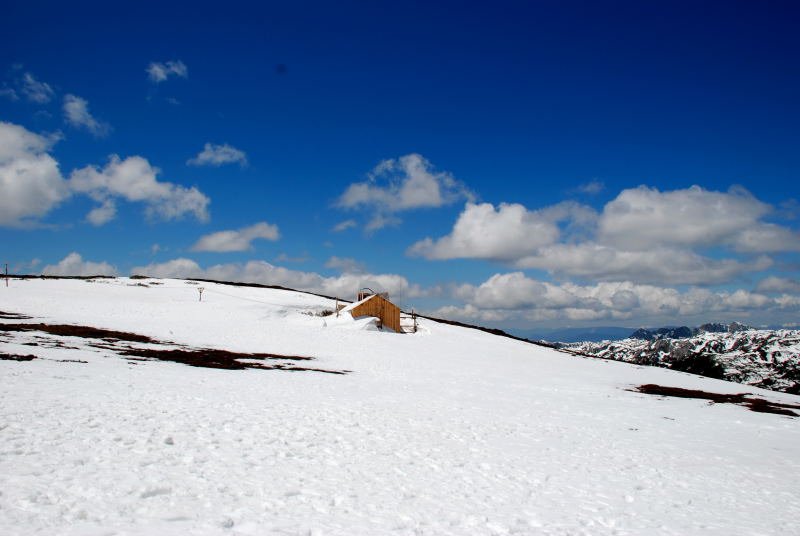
xmin=351 ymin=295 xmax=401 ymax=333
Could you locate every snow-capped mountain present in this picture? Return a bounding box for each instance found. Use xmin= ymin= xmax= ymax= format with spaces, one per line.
xmin=629 ymin=321 xmax=753 ymax=341
xmin=561 ymin=327 xmax=800 ymax=394
xmin=2 ymin=277 xmax=799 ymax=535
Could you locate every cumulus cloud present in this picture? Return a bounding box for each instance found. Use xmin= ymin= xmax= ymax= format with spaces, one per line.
xmin=0 ymin=122 xmax=70 ymax=227
xmin=514 ymin=244 xmax=773 ymax=285
xmin=434 ymin=272 xmax=796 ymax=325
xmin=63 ymin=94 xmax=111 ymax=137
xmin=130 ymin=258 xmax=429 ymax=299
xmin=731 ymin=224 xmax=800 ymax=253
xmin=69 ymin=155 xmax=210 ymax=224
xmin=187 ymin=143 xmax=248 ymax=167
xmin=86 ymin=199 xmax=117 ymax=226
xmin=410 ymin=185 xmax=797 ymax=286
xmin=20 ymin=72 xmax=55 ymax=103
xmin=596 ymin=185 xmax=790 ymax=251
xmin=0 ymin=120 xmax=211 ymax=227
xmin=775 ymin=294 xmax=800 ymax=310
xmin=409 ymin=201 xmax=593 ymax=261
xmin=41 ymin=253 xmax=117 ymax=277
xmin=146 ymin=60 xmax=188 ymax=83
xmin=337 ymin=153 xmax=473 ymax=230
xmin=756 ymin=276 xmax=800 ymax=294
xmin=191 ymin=222 xmax=280 ymax=252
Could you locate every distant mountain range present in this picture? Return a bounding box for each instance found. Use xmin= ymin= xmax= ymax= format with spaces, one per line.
xmin=557 ymin=324 xmax=800 ymax=394
xmin=509 ymin=322 xmax=757 ymax=343
xmin=629 ymin=322 xmax=753 ymax=341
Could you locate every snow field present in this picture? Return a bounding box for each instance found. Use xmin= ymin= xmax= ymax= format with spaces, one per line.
xmin=1 ymin=278 xmax=799 ymax=535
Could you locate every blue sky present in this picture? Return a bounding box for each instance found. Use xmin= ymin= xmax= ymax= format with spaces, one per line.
xmin=2 ymin=1 xmax=799 ymax=330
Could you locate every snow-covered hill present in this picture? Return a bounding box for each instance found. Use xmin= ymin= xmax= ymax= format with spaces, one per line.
xmin=2 ymin=277 xmax=799 ymax=535
xmin=561 ymin=329 xmax=800 ymax=394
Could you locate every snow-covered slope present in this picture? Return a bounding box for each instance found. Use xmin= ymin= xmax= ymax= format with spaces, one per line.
xmin=2 ymin=277 xmax=799 ymax=536
xmin=562 ymin=330 xmax=800 ymax=394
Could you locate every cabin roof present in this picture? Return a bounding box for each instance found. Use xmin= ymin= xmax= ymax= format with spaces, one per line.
xmin=340 ymin=293 xmax=382 ymax=314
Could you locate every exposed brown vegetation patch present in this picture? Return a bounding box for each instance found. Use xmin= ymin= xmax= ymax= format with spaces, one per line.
xmin=631 ymin=384 xmax=800 ymax=417
xmin=0 ymin=319 xmax=348 ymax=375
xmin=0 ymin=352 xmax=37 ymax=361
xmin=117 ymin=347 xmax=348 ymax=374
xmin=0 ymin=323 xmax=157 ymax=344
xmin=11 ymin=275 xmax=116 ymax=281
xmin=0 ymin=311 xmax=32 ymax=320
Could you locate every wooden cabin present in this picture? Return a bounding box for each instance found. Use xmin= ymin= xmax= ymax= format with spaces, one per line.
xmin=343 ymin=293 xmax=402 ymax=333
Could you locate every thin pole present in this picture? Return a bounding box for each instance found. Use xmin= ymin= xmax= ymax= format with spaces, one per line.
xmin=4 ymin=263 xmax=7 ymax=288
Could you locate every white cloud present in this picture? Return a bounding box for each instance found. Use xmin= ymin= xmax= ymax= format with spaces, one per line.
xmin=191 ymin=222 xmax=280 ymax=252
xmin=130 ymin=258 xmax=429 ymax=300
xmin=775 ymin=294 xmax=800 ymax=310
xmin=436 ymin=272 xmax=798 ymax=326
xmin=756 ymin=276 xmax=800 ymax=294
xmin=146 ymin=60 xmax=188 ymax=83
xmin=325 ymin=256 xmax=367 ymax=274
xmin=574 ymin=179 xmax=604 ymax=195
xmin=63 ymin=94 xmax=111 ymax=137
xmin=86 ymin=199 xmax=117 ymax=226
xmin=274 ymin=253 xmax=311 ymax=263
xmin=514 ymin=244 xmax=772 ymax=285
xmin=410 ymin=185 xmax=796 ymax=286
xmin=187 ymin=143 xmax=248 ymax=167
xmin=408 ymin=201 xmax=592 ymax=261
xmin=0 ymin=120 xmax=211 ymax=227
xmin=0 ymin=122 xmax=70 ymax=227
xmin=332 ymin=219 xmax=357 ymax=232
xmin=132 ymin=258 xmax=204 ymax=279
xmin=69 ymin=155 xmax=210 ymax=224
xmin=41 ymin=253 xmax=117 ymax=277
xmin=337 ymin=153 xmax=473 ymax=230
xmin=0 ymin=87 xmax=19 ymax=101
xmin=721 ymin=289 xmax=771 ymax=309
xmin=20 ymin=72 xmax=55 ymax=103
xmin=596 ymin=185 xmax=795 ymax=252
xmin=11 ymin=258 xmax=41 ymax=274
xmin=364 ymin=213 xmax=401 ymax=233
xmin=731 ymin=224 xmax=800 ymax=253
